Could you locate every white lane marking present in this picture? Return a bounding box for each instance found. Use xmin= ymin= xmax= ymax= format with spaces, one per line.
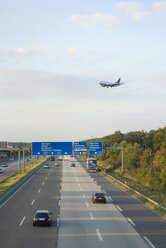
xmin=57 ymin=216 xmax=60 ymax=227
xmin=0 ymin=174 xmax=35 ymax=209
xmin=45 ymin=177 xmax=47 ymax=180
xmin=95 ymin=229 xmax=103 ymax=241
xmin=144 ymin=236 xmax=156 ymax=248
xmin=42 ymin=182 xmax=45 ymax=186
xmin=78 ymin=183 xmax=80 ymax=186
xmin=85 ymin=201 xmax=89 ymax=208
xmin=37 ymin=189 xmax=41 ymax=194
xmin=31 ymin=199 xmax=35 ymax=206
xmin=76 ymin=179 xmax=79 ymax=182
xmin=103 ymin=190 xmax=106 ymax=194
xmin=80 ymin=187 xmax=83 ymax=191
xmin=82 ymin=194 xmax=86 ymax=198
xmin=98 ymin=185 xmax=101 ymax=189
xmin=89 ymin=212 xmax=94 ymax=220
xmin=0 ymin=174 xmax=35 ymax=208
xmin=109 ymin=196 xmax=113 ymax=202
xmin=20 ymin=216 xmax=26 ymax=226
xmin=116 ymin=205 xmax=123 ymax=212
xmin=59 ymin=200 xmax=61 ymax=206
xmin=127 ymin=217 xmax=136 ymax=227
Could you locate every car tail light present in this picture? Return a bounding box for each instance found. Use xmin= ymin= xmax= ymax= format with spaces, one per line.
xmin=94 ymin=197 xmax=97 ymax=199
xmin=103 ymin=197 xmax=106 ymax=199
xmin=47 ymin=218 xmax=51 ymax=222
xmin=33 ymin=218 xmax=36 ymax=222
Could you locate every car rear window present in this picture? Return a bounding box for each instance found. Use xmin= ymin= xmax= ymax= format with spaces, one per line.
xmin=36 ymin=213 xmax=48 ymax=218
xmin=95 ymin=193 xmax=104 ymax=197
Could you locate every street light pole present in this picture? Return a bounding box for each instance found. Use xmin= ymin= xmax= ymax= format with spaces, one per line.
xmin=104 ymin=146 xmax=124 ymax=174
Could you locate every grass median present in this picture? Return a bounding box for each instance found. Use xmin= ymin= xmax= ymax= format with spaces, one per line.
xmin=0 ymin=157 xmax=48 ymax=195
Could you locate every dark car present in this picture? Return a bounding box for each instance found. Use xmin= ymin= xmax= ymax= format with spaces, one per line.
xmin=92 ymin=192 xmax=106 ymax=204
xmin=71 ymin=163 xmax=75 ymax=167
xmin=0 ymin=168 xmax=3 ymax=174
xmin=33 ymin=210 xmax=52 ymax=226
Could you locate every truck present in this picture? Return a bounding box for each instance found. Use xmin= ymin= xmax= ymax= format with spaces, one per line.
xmin=86 ymin=158 xmax=97 ymax=172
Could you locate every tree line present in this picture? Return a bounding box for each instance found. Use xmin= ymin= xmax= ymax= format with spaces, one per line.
xmin=92 ymin=126 xmax=166 ymax=192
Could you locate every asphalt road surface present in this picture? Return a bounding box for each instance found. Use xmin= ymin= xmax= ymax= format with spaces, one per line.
xmin=78 ymin=158 xmax=166 ymax=248
xmin=0 ymin=159 xmax=62 ymax=248
xmin=57 ymin=159 xmax=152 ymax=248
xmin=1 ymin=157 xmax=166 ymax=248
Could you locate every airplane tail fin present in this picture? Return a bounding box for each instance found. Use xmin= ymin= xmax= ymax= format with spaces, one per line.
xmin=117 ymin=78 xmax=121 ymax=83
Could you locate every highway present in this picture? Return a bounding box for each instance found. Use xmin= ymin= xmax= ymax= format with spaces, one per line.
xmin=58 ymin=160 xmax=151 ymax=248
xmin=1 ymin=157 xmax=166 ymax=248
xmin=0 ymin=159 xmax=62 ymax=248
xmin=0 ymin=156 xmax=37 ymax=182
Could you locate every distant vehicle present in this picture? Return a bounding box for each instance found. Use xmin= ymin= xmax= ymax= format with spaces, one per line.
xmin=58 ymin=156 xmax=63 ymax=161
xmin=2 ymin=164 xmax=8 ymax=167
xmin=92 ymin=192 xmax=106 ymax=203
xmin=99 ymin=78 xmax=124 ymax=88
xmin=51 ymin=156 xmax=55 ymax=161
xmin=9 ymin=158 xmax=14 ymax=161
xmin=64 ymin=155 xmax=70 ymax=161
xmin=0 ymin=168 xmax=3 ymax=173
xmin=86 ymin=158 xmax=97 ymax=172
xmin=33 ymin=210 xmax=52 ymax=226
xmin=44 ymin=164 xmax=50 ymax=168
xmin=70 ymin=162 xmax=75 ymax=167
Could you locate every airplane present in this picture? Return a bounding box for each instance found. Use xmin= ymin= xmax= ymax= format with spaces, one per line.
xmin=99 ymin=78 xmax=124 ymax=88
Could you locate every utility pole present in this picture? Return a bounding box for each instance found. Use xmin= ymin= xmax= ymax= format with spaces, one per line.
xmin=104 ymin=146 xmax=124 ymax=174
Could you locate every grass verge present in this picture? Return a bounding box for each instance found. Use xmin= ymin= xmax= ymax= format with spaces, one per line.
xmin=0 ymin=157 xmax=48 ymax=195
xmin=100 ymin=171 xmax=166 ymax=218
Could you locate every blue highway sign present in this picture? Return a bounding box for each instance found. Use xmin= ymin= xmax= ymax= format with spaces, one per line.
xmin=89 ymin=142 xmax=103 ymax=155
xmin=74 ymin=142 xmax=87 ymax=155
xmin=32 ymin=142 xmax=73 ymax=156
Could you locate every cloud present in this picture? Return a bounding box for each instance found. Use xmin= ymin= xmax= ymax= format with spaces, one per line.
xmin=116 ymin=2 xmax=143 ymax=13
xmin=69 ymin=12 xmax=119 ymax=28
xmin=67 ymin=47 xmax=79 ymax=54
xmin=13 ymin=47 xmax=56 ymax=56
xmin=131 ymin=11 xmax=149 ymax=22
xmin=151 ymin=1 xmax=166 ymax=14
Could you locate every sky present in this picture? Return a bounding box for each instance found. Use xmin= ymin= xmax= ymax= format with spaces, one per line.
xmin=0 ymin=0 xmax=166 ymax=142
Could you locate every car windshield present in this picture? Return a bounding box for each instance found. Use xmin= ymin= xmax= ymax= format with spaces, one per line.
xmin=36 ymin=213 xmax=48 ymax=218
xmin=95 ymin=193 xmax=104 ymax=197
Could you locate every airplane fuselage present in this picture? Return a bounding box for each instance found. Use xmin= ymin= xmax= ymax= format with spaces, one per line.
xmin=99 ymin=78 xmax=123 ymax=88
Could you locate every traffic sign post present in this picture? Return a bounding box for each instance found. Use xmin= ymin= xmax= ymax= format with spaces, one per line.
xmin=32 ymin=142 xmax=73 ymax=156
xmin=74 ymin=142 xmax=87 ymax=155
xmin=89 ymin=142 xmax=103 ymax=155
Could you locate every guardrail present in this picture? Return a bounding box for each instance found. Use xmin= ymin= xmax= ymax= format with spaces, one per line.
xmin=102 ymin=171 xmax=166 ymax=212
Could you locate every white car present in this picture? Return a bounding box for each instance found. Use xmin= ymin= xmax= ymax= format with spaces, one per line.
xmin=2 ymin=164 xmax=8 ymax=167
xmin=44 ymin=164 xmax=50 ymax=168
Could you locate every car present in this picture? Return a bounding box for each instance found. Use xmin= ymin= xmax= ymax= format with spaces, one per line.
xmin=92 ymin=192 xmax=106 ymax=204
xmin=0 ymin=168 xmax=3 ymax=174
xmin=70 ymin=163 xmax=75 ymax=167
xmin=58 ymin=156 xmax=63 ymax=161
xmin=9 ymin=158 xmax=14 ymax=161
xmin=2 ymin=164 xmax=8 ymax=167
xmin=33 ymin=210 xmax=52 ymax=226
xmin=44 ymin=164 xmax=50 ymax=168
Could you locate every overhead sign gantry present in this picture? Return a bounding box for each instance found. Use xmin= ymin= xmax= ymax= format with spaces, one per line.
xmin=74 ymin=142 xmax=87 ymax=155
xmin=32 ymin=142 xmax=73 ymax=156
